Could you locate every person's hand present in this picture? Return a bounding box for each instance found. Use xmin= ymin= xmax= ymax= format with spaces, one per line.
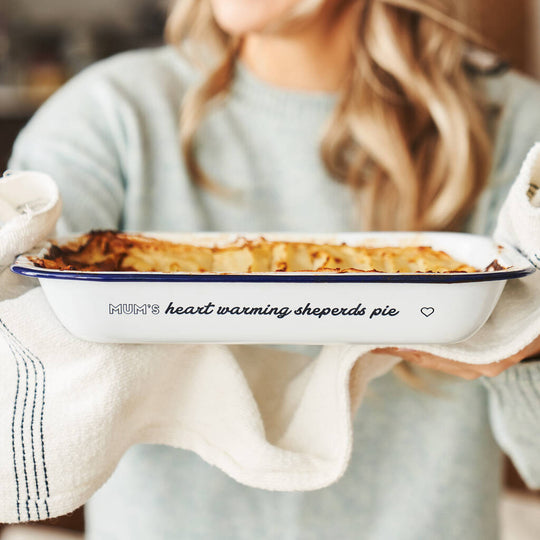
xmin=373 ymin=335 xmax=540 ymax=380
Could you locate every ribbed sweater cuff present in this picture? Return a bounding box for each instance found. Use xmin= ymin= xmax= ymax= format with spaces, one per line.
xmin=482 ymin=360 xmax=540 ymax=423
xmin=482 ymin=361 xmax=540 ymax=489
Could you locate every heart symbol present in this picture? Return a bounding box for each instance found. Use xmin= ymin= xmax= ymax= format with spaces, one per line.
xmin=421 ymin=307 xmax=435 ymax=318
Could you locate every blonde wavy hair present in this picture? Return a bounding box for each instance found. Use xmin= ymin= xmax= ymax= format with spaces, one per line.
xmin=165 ymin=0 xmax=492 ymax=231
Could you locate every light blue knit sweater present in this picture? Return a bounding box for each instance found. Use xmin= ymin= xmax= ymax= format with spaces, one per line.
xmin=9 ymin=46 xmax=540 ymax=540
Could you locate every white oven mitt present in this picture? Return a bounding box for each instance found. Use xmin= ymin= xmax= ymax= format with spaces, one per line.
xmin=495 ymin=142 xmax=540 ymax=267
xmin=0 ymin=146 xmax=539 ymax=523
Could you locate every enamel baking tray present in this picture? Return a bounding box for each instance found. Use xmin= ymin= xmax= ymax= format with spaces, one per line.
xmin=11 ymin=232 xmax=535 ymax=344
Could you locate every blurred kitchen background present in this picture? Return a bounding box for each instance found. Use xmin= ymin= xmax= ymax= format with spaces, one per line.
xmin=0 ymin=0 xmax=540 ymax=538
xmin=0 ymin=0 xmax=168 ymax=170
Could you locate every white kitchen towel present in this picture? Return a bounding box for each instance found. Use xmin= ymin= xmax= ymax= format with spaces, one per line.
xmin=0 ymin=171 xmax=61 ymax=300
xmin=0 ymin=148 xmax=539 ymax=523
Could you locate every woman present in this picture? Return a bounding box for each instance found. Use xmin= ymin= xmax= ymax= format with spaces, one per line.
xmin=8 ymin=0 xmax=540 ymax=538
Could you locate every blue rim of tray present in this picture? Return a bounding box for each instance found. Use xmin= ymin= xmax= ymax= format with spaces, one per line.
xmin=10 ymin=263 xmax=536 ymax=283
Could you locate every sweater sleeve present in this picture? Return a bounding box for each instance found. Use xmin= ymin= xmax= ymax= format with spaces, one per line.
xmin=7 ymin=59 xmax=127 ymax=235
xmin=479 ymin=70 xmax=540 ymax=489
xmin=482 ymin=363 xmax=540 ymax=489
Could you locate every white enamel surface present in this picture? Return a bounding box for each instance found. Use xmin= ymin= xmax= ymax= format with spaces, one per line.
xmin=13 ymin=232 xmax=535 ymax=344
xmin=38 ymin=278 xmax=506 ymax=344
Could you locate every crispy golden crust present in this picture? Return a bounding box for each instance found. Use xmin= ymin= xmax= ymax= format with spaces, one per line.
xmin=29 ymin=230 xmax=481 ymax=274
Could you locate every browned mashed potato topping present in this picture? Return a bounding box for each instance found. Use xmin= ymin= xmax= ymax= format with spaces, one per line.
xmin=28 ymin=230 xmax=480 ymax=274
